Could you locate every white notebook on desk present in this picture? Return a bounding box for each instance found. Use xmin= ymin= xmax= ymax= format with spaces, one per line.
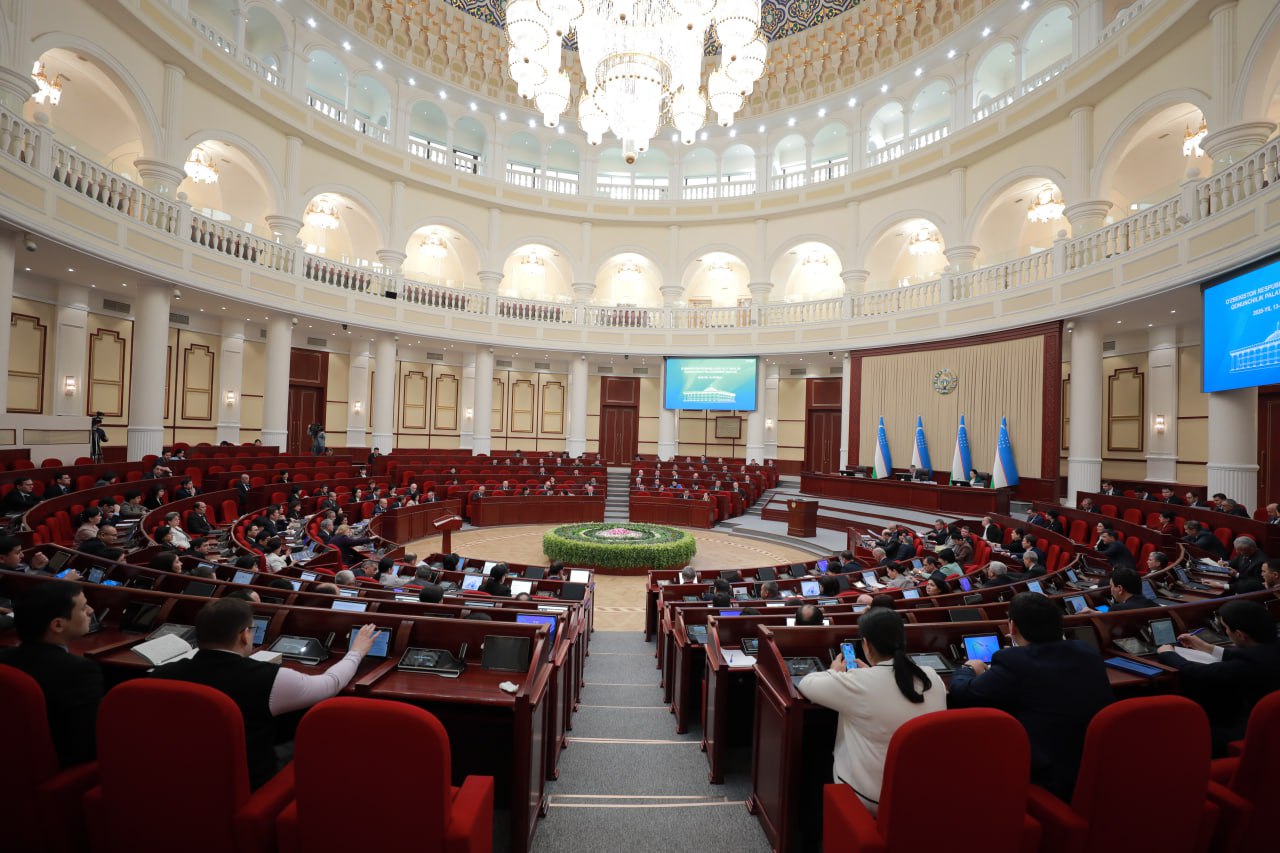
xmin=132 ymin=634 xmax=196 ymax=666
xmin=723 ymin=649 xmax=757 ymax=668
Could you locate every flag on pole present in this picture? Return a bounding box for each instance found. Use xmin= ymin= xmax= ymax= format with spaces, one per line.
xmin=951 ymin=415 xmax=973 ymax=484
xmin=874 ymin=417 xmax=893 ymax=479
xmin=911 ymin=416 xmax=932 ymax=473
xmin=992 ymin=417 xmax=1020 ymax=488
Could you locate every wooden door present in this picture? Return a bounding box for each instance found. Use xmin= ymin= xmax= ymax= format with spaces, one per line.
xmin=600 ymin=406 xmax=638 ymax=464
xmin=287 ymin=386 xmax=323 ymax=456
xmin=805 ymin=410 xmax=841 ymax=473
xmin=1259 ymin=387 xmax=1280 ymax=512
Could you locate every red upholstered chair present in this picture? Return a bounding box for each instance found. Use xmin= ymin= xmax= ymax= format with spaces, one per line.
xmin=1204 ymin=691 xmax=1280 ymax=853
xmin=823 ymin=708 xmax=1039 ymax=853
xmin=0 ymin=665 xmax=98 ymax=853
xmin=1026 ymin=696 xmax=1220 ymax=853
xmin=1122 ymin=508 xmax=1142 ymax=524
xmin=1100 ymin=504 xmax=1117 ymax=517
xmin=84 ymin=680 xmax=293 ymax=853
xmin=277 ymin=698 xmax=493 ymax=853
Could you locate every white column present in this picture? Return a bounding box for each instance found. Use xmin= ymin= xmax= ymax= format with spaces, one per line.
xmin=1208 ymin=2 xmax=1235 ymax=130
xmin=133 ymin=64 xmax=187 ymax=196
xmin=126 ymin=283 xmax=170 ymax=460
xmin=658 ymin=365 xmax=677 ymax=460
xmin=1067 ymin=316 xmax=1103 ymax=502
xmin=763 ymin=362 xmax=780 ymax=460
xmin=261 ymin=316 xmax=292 ymax=449
xmin=216 ymin=318 xmax=244 ymax=444
xmin=746 ymin=365 xmax=766 ymax=462
xmin=839 ymin=352 xmax=853 ymax=468
xmin=472 ymin=347 xmax=494 ymax=455
xmin=345 ymin=337 xmax=370 ymax=447
xmin=459 ymin=351 xmax=476 ymax=450
xmin=51 ymin=283 xmax=89 ymax=417
xmin=0 ymin=232 xmax=16 ymax=415
xmin=1145 ymin=326 xmax=1179 ymax=483
xmin=1207 ymin=387 xmax=1258 ymax=508
xmin=568 ymin=354 xmax=589 ymax=456
xmin=371 ymin=334 xmax=397 ymax=452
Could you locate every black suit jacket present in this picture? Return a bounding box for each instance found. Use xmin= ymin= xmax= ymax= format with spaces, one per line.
xmin=1097 ymin=540 xmax=1135 ymax=569
xmin=45 ymin=483 xmax=72 ymax=498
xmin=1229 ymin=550 xmax=1267 ymax=581
xmin=1 ymin=489 xmax=40 ymax=513
xmin=1185 ymin=531 xmax=1226 ymax=558
xmin=0 ymin=642 xmax=104 ymax=767
xmin=949 ymin=641 xmax=1114 ymax=800
xmin=187 ymin=513 xmax=213 ymax=535
xmin=174 ymin=487 xmax=197 ymax=501
xmin=1111 ymin=594 xmax=1158 ymax=611
xmin=234 ymin=482 xmax=253 ymax=505
xmin=1156 ymin=643 xmax=1280 ymax=748
xmin=981 ymin=524 xmax=1003 ymax=544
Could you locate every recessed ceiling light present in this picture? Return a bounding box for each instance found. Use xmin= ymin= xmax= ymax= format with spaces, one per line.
xmin=670 ymin=132 xmax=678 ymax=142
xmin=947 ymin=48 xmax=956 ymax=59
xmin=528 ymin=118 xmax=537 ymax=128
xmin=982 ymin=26 xmax=992 ymax=37
xmin=817 ymin=108 xmax=826 ymax=117
xmin=23 ymin=266 xmax=30 ymax=271
xmin=914 ymin=67 xmax=923 ymax=77
xmin=499 ymin=111 xmax=507 ymax=120
xmin=1116 ymin=320 xmax=1122 ymax=324
xmin=91 ymin=284 xmax=96 ymax=288
xmin=469 ymin=101 xmax=477 ymax=111
xmin=880 ymin=83 xmax=889 ymax=93
xmin=408 ymin=77 xmax=416 ymax=86
xmin=307 ymin=17 xmax=317 ymax=28
xmin=439 ymin=90 xmax=447 ymax=99
xmin=847 ymin=97 xmax=857 ymax=107
xmin=1147 ymin=323 xmax=1153 ymax=327
xmin=67 ymin=267 xmax=74 ymax=272
xmin=557 ymin=125 xmax=565 ymax=134
xmin=1021 ymin=0 xmax=1030 ymax=8
xmin=375 ymin=60 xmax=383 ymax=70
xmin=729 ymin=129 xmax=736 ymax=137
xmin=700 ymin=131 xmax=708 ymax=140
xmin=787 ymin=117 xmax=795 ymax=127
xmin=221 ymin=306 xmax=225 ymax=310
xmin=342 ymin=41 xmax=351 ymax=50
xmin=758 ymin=124 xmax=765 ymax=132
xmin=1170 ymin=310 xmax=1177 ymax=314
xmin=121 ymin=282 xmax=126 ymax=286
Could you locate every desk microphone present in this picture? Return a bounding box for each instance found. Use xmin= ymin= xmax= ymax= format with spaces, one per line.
xmin=458 ymin=641 xmax=468 ymax=661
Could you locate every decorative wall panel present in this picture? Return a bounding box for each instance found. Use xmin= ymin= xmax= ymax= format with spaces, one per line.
xmin=181 ymin=344 xmax=214 ymax=421
xmin=87 ymin=328 xmax=126 ymax=417
xmin=402 ymin=370 xmax=428 ymax=430
xmin=434 ymin=372 xmax=459 ymax=431
xmin=511 ymin=379 xmax=536 ymax=433
xmin=541 ymin=379 xmax=564 ymax=434
xmin=7 ymin=314 xmax=46 ymax=414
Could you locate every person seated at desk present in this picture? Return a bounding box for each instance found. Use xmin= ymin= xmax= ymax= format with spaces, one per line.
xmin=871 ymin=547 xmax=894 ymax=568
xmin=45 ymin=472 xmax=73 ymax=499
xmin=78 ymin=525 xmax=123 ymax=561
xmin=819 ymin=576 xmax=841 ymax=597
xmin=948 ymin=534 xmax=973 ymax=566
xmin=979 ymin=560 xmax=1013 ymax=587
xmin=1152 ymin=511 xmax=1179 ymax=537
xmin=710 ymin=591 xmax=734 ymax=608
xmin=703 ymin=578 xmax=733 ymax=601
xmin=1222 ymin=537 xmax=1267 ymax=592
xmin=882 ymin=563 xmax=915 ymax=589
xmin=1221 ymin=498 xmax=1250 ymax=518
xmin=949 ymin=592 xmax=1114 ymax=801
xmin=418 ymin=582 xmax=445 ymax=604
xmin=329 ymin=524 xmax=375 ymax=566
xmin=0 ymin=581 xmax=103 ymax=769
xmin=1096 ymin=530 xmax=1135 ymax=570
xmin=1 ymin=476 xmax=41 ymax=515
xmin=263 ymin=538 xmax=290 ymax=573
xmin=1156 ymin=600 xmax=1280 ymax=755
xmin=151 ymin=599 xmax=377 ymax=790
xmin=0 ymin=535 xmax=55 ymax=576
xmin=968 ymin=468 xmax=984 ymax=487
xmin=794 ymin=604 xmax=825 ymax=625
xmin=1228 ymin=556 xmax=1280 ymax=594
xmin=1181 ymin=520 xmax=1225 ymax=558
xmin=173 ymin=478 xmax=198 ymax=501
xmin=480 ymin=563 xmax=513 ymax=597
xmin=797 ymin=608 xmax=946 ymax=816
xmin=117 ymin=490 xmax=147 ymax=520
xmin=1015 ymin=550 xmax=1046 ymax=580
xmin=1159 ymin=487 xmax=1184 ymax=506
xmin=758 ymin=581 xmax=782 ymax=601
xmin=923 ymin=575 xmax=950 ymax=598
xmin=1099 ymin=481 xmax=1119 ymax=496
xmin=1085 ymin=567 xmax=1156 ymax=612
xmin=934 ymin=549 xmax=963 ymax=579
xmin=979 ymin=516 xmax=1003 ymax=544
xmin=907 ymin=464 xmax=930 ymax=482
xmin=150 ymin=551 xmax=182 ymax=574
xmin=74 ymin=507 xmax=103 ymax=546
xmin=1079 ymin=497 xmax=1100 ymax=513
xmin=143 ymin=485 xmax=168 ymax=511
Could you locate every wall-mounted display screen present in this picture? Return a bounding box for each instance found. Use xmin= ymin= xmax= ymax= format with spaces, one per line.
xmin=1203 ymin=256 xmax=1280 ymax=392
xmin=663 ymin=357 xmax=758 ymax=411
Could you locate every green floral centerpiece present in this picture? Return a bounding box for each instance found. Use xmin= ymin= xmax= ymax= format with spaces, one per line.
xmin=543 ymin=523 xmax=696 ymax=569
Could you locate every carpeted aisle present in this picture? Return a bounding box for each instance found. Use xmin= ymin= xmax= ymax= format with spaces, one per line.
xmin=532 ymin=631 xmax=772 ymax=852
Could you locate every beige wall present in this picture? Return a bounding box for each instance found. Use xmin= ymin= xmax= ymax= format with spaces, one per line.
xmin=776 ymin=378 xmax=807 ymax=464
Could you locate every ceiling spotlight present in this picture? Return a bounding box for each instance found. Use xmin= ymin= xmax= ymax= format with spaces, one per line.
xmin=880 ymin=83 xmax=889 ymax=93
xmin=787 ymin=117 xmax=796 ymax=126
xmin=758 ymin=124 xmax=765 ymax=133
xmin=729 ymin=129 xmax=736 ymax=137
xmin=408 ymin=77 xmax=416 ymax=86
xmin=469 ymin=101 xmax=477 ymax=111
xmin=438 ymin=89 xmax=447 ymax=99
xmin=342 ymin=41 xmax=351 ymax=50
xmin=528 ymin=118 xmax=537 ymax=128
xmin=374 ymin=60 xmax=383 ymax=70
xmin=847 ymin=97 xmax=857 ymax=107
xmin=1021 ymin=0 xmax=1031 ymax=8
xmin=307 ymin=17 xmax=317 ymax=28
xmin=914 ymin=67 xmax=923 ymax=77
xmin=817 ymin=108 xmax=826 ymax=117
xmin=982 ymin=26 xmax=992 ymax=37
xmin=499 ymin=111 xmax=507 ymax=120
xmin=947 ymin=48 xmax=956 ymax=59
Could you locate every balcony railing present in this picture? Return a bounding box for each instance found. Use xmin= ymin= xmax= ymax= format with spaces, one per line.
xmin=191 ymin=15 xmax=235 ymax=55
xmin=4 ymin=101 xmax=1279 ymax=336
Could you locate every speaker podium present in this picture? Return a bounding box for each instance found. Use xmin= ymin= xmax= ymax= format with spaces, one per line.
xmin=785 ymin=499 xmax=818 ymax=538
xmin=432 ymin=513 xmax=463 ymax=553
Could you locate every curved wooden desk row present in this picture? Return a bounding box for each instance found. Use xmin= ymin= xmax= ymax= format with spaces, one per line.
xmin=468 ymin=496 xmax=605 ymax=527
xmin=800 ymin=471 xmax=1014 ymax=515
xmin=1076 ymin=491 xmax=1280 ymax=555
xmin=627 ymin=497 xmax=718 ymax=528
xmin=0 ymin=561 xmax=588 ymax=853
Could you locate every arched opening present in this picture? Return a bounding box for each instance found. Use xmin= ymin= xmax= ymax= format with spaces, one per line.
xmin=305 ymin=50 xmax=347 ymax=111
xmin=866 ymin=103 xmax=905 ymax=164
xmin=721 ymin=143 xmax=756 ymax=195
xmin=1098 ymin=101 xmax=1209 ymax=215
xmin=501 ymin=243 xmax=572 ymax=302
xmin=771 ymin=133 xmax=807 ymax=184
xmin=811 ymin=123 xmax=848 ymax=180
xmin=505 ymin=131 xmax=542 ymax=188
xmin=348 ymin=73 xmax=391 ymax=140
xmin=864 ymin=217 xmax=947 ymax=290
xmin=298 ymin=191 xmax=382 ymax=268
xmin=26 ymin=48 xmax=149 ymax=179
xmin=681 ymin=251 xmax=751 ymax=308
xmin=970 ymin=177 xmax=1069 ymax=265
xmin=179 ymin=138 xmax=276 ymax=234
xmin=1024 ymin=7 xmax=1074 ymax=79
xmin=909 ymin=82 xmax=951 ymax=149
xmin=682 ymin=146 xmax=718 ymax=198
xmin=243 ymin=7 xmax=287 ymax=82
xmin=973 ymin=42 xmax=1016 ymax=118
xmin=452 ymin=116 xmax=484 ymax=174
xmin=402 ymin=225 xmax=480 ymax=288
xmin=633 ymin=148 xmax=669 ymax=200
xmin=596 ymin=147 xmax=633 ymax=199
xmin=407 ymin=100 xmax=449 ymax=164
xmin=772 ymin=242 xmax=844 ymax=302
xmin=594 ymin=253 xmax=662 ymax=307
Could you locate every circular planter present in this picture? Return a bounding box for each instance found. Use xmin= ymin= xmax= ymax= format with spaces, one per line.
xmin=543 ymin=523 xmax=697 ymax=574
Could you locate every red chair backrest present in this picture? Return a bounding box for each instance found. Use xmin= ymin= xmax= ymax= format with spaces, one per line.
xmin=0 ymin=665 xmax=63 ymax=850
xmin=878 ymin=709 xmax=1030 ymax=852
xmin=94 ymin=680 xmax=250 ymax=853
xmin=1069 ymin=519 xmax=1088 ymax=544
xmin=292 ymin=698 xmax=452 ymax=850
xmin=1071 ymin=696 xmax=1212 ymax=851
xmin=1122 ymin=508 xmax=1142 ymax=524
xmin=1213 ymin=528 xmax=1233 ymax=551
xmin=1228 ymin=690 xmax=1280 ymax=806
xmin=1100 ymin=504 xmax=1117 ymax=517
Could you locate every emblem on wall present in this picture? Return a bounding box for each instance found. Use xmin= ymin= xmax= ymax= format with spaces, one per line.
xmin=932 ymin=368 xmax=959 ymax=395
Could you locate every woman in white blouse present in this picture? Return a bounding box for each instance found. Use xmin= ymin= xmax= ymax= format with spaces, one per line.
xmin=798 ymin=607 xmax=947 ymax=815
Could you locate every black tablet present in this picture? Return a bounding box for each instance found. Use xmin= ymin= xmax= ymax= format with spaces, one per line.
xmin=481 ymin=635 xmax=532 ymax=672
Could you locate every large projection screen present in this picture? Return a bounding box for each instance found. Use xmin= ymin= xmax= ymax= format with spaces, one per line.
xmin=663 ymin=357 xmax=758 ymax=411
xmin=1203 ymin=255 xmax=1280 ymax=393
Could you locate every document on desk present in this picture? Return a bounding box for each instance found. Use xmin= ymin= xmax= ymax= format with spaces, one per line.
xmin=723 ymin=649 xmax=757 ymax=668
xmin=1169 ymin=647 xmax=1218 ymax=664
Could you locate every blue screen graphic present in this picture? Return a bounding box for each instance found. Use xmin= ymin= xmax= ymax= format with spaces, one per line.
xmin=1203 ymin=257 xmax=1280 ymax=392
xmin=664 ymin=358 xmax=758 ymax=411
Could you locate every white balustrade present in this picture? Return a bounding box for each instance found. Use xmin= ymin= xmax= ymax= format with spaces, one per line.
xmin=762 ymin=298 xmax=845 ymax=326
xmin=191 ymin=15 xmax=235 ymax=54
xmin=189 ymin=213 xmax=296 ymax=274
xmin=505 ymin=167 xmax=538 ymax=189
xmin=683 ymin=183 xmax=717 ymax=200
xmin=50 ymin=141 xmax=180 ymax=234
xmin=301 ymin=254 xmax=390 ymax=294
xmin=973 ymin=90 xmax=1016 ymax=123
xmin=400 ymin=280 xmax=487 ymax=313
xmin=1020 ymin=59 xmax=1069 ymax=96
xmin=583 ymin=306 xmax=660 ymax=328
xmin=1099 ymin=0 xmax=1151 ymax=43
xmin=543 ymin=175 xmax=579 ymax=195
xmin=1063 ymin=197 xmax=1182 ymax=270
xmin=720 ymin=180 xmax=757 ymax=197
xmin=306 ymin=94 xmax=346 ymax=125
xmin=244 ymin=55 xmax=280 ymax=86
xmin=810 ymin=161 xmax=848 ymax=184
xmin=868 ymin=141 xmax=905 ymax=167
xmin=0 ymin=108 xmax=42 ymax=165
xmin=770 ymin=173 xmax=806 ymax=191
xmin=1196 ymin=137 xmax=1280 ymax=218
xmin=668 ymin=305 xmax=751 ymax=329
xmin=494 ymin=296 xmax=574 ymax=323
xmin=951 ymin=251 xmax=1052 ymax=299
xmin=853 ymin=280 xmax=941 ymax=316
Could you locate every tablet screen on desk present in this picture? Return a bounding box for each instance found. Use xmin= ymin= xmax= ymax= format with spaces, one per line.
xmin=299 ymin=570 xmax=317 ymax=582
xmin=461 ymin=574 xmax=484 ymax=591
xmin=962 ymin=634 xmax=1001 ymax=663
xmin=1105 ymin=656 xmax=1162 ymax=677
xmin=568 ymin=569 xmax=591 ymax=584
xmin=516 ymin=613 xmax=557 ymax=643
xmin=958 ymin=576 xmax=972 ymax=592
xmin=800 ymin=580 xmax=820 ymax=597
xmin=1026 ymin=580 xmax=1044 ymax=594
xmin=1065 ymin=595 xmax=1088 ymax=614
xmin=482 ymin=561 xmax=497 ymax=576
xmin=185 ymin=580 xmax=216 ymax=597
xmin=909 ymin=652 xmax=952 ymax=672
xmin=332 ymin=599 xmax=368 ymax=612
xmin=46 ymin=551 xmax=71 ymax=573
xmin=86 ymin=567 xmax=105 ymax=584
xmin=1149 ymin=618 xmax=1177 ymax=648
xmin=560 ymin=582 xmax=587 ymax=601
xmin=509 ymin=579 xmax=533 ymax=597
xmin=338 ymin=587 xmax=359 ymax=598
xmin=251 ymin=616 xmax=270 ymax=645
xmin=720 ymin=609 xmax=741 ymax=617
xmin=349 ymin=626 xmax=391 ymax=657
xmin=232 ymin=570 xmax=256 ymax=586
xmin=902 ymin=588 xmax=920 ymax=600
xmin=482 ymin=635 xmax=532 ymax=672
xmin=815 ymin=559 xmax=828 ymax=573
xmin=861 ymin=571 xmax=879 ymax=587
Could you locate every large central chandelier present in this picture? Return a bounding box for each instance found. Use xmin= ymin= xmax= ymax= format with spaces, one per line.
xmin=1026 ymin=184 xmax=1064 ymax=223
xmin=505 ymin=0 xmax=766 ymax=163
xmin=303 ymin=197 xmax=340 ymax=231
xmin=907 ymin=227 xmax=942 ymax=257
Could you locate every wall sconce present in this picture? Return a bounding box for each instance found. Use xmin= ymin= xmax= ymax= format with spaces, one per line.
xmin=63 ymin=376 xmax=77 ymax=396
xmin=1154 ymin=415 xmax=1167 ymax=433
xmin=465 ymin=408 xmax=474 ymax=420
xmin=224 ymin=390 xmax=237 ymax=407
xmin=765 ymin=418 xmax=774 ymax=429
xmin=352 ymin=401 xmax=364 ymax=415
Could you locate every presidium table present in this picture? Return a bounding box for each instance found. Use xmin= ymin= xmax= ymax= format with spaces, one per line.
xmin=798 ymin=472 xmax=1013 ymax=515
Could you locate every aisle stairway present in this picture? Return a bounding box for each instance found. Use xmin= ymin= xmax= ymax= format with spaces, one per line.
xmin=604 ymin=467 xmax=632 ymax=521
xmin=531 ymin=631 xmax=771 ymax=852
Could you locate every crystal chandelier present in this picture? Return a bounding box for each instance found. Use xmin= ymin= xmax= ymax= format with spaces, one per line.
xmin=615 ymin=260 xmax=643 ymax=282
xmin=707 ymin=259 xmax=733 ymax=277
xmin=1026 ymin=184 xmax=1064 ymax=223
xmin=303 ymin=197 xmax=340 ymax=231
xmin=30 ymin=61 xmax=65 ymax=106
xmin=800 ymin=250 xmax=828 ymax=267
xmin=505 ymin=0 xmax=766 ymax=163
xmin=419 ymin=233 xmax=448 ymax=257
xmin=183 ymin=146 xmax=219 ymax=185
xmin=1183 ymin=116 xmax=1207 ymax=158
xmin=520 ymin=252 xmax=546 ymax=273
xmin=907 ymin=227 xmax=942 ymax=257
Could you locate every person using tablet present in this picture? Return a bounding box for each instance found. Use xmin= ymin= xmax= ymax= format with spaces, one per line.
xmin=948 ymin=592 xmax=1113 ymax=800
xmin=150 ymin=598 xmax=378 ymax=789
xmin=797 ymin=608 xmax=945 ymax=816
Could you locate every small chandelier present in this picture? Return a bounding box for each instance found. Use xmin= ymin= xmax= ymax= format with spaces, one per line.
xmin=30 ymin=61 xmax=65 ymax=106
xmin=907 ymin=227 xmax=942 ymax=257
xmin=506 ymin=0 xmax=767 ymax=163
xmin=1183 ymin=116 xmax=1207 ymax=158
xmin=183 ymin=146 xmax=219 ymax=185
xmin=519 ymin=252 xmax=545 ymax=273
xmin=615 ymin=260 xmax=643 ymax=283
xmin=419 ymin=233 xmax=448 ymax=258
xmin=800 ymin=250 xmax=828 ymax=268
xmin=707 ymin=259 xmax=733 ymax=277
xmin=1026 ymin=184 xmax=1064 ymax=223
xmin=303 ymin=197 xmax=340 ymax=231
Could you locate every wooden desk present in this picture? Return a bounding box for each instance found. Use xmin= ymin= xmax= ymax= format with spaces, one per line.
xmin=800 ymin=472 xmax=1012 ymax=515
xmin=785 ymin=499 xmax=818 ymax=537
xmin=469 ymin=496 xmax=605 ymax=527
xmin=368 ymin=500 xmax=464 ymax=543
xmin=1079 ymin=491 xmax=1280 ymax=554
xmin=628 ymin=497 xmax=716 ymax=528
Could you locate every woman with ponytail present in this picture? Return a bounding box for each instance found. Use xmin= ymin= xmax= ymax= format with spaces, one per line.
xmin=797 ymin=606 xmax=946 ymax=815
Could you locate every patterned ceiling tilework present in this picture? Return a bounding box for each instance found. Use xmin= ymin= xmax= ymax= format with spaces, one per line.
xmin=443 ymin=0 xmax=860 ymax=49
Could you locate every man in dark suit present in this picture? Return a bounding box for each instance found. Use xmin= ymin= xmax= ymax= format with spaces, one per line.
xmin=925 ymin=520 xmax=952 ymax=546
xmin=979 ymin=515 xmax=1003 ymax=544
xmin=232 ymin=473 xmax=253 ymax=508
xmin=151 ymin=598 xmax=377 ymax=789
xmin=1159 ymin=487 xmax=1184 ymax=506
xmin=1099 ymin=481 xmax=1118 ymax=496
xmin=950 ymin=592 xmax=1114 ymax=800
xmin=1266 ymin=502 xmax=1279 ymax=526
xmin=1156 ymin=600 xmax=1280 ymax=753
xmin=1106 ymin=567 xmax=1157 ymax=611
xmin=186 ymin=502 xmax=214 ymax=536
xmin=1 ymin=476 xmax=40 ymax=514
xmin=1181 ymin=520 xmax=1226 ymax=558
xmin=1096 ymin=530 xmax=1135 ymax=569
xmin=45 ymin=472 xmax=73 ymax=498
xmin=0 ymin=581 xmax=104 ymax=768
xmin=173 ymin=478 xmax=198 ymax=501
xmin=1224 ymin=536 xmax=1267 ymax=592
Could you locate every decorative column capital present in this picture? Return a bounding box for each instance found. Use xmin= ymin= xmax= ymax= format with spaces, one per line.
xmin=1201 ymin=122 xmax=1276 ymax=163
xmin=943 ymin=244 xmax=981 ymax=273
xmin=132 ymin=159 xmax=187 ymax=196
xmin=265 ymin=215 xmax=303 ymax=245
xmin=747 ymin=281 xmax=773 ymax=303
xmin=571 ymin=281 xmax=596 ymax=303
xmin=375 ymin=248 xmax=407 ymax=275
xmin=0 ymin=66 xmax=38 ymax=111
xmin=1064 ymin=200 xmax=1113 ymax=235
xmin=840 ymin=269 xmax=869 ymax=297
xmin=477 ymin=269 xmax=504 ymax=292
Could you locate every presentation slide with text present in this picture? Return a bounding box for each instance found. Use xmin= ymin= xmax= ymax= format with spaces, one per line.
xmin=1203 ymin=257 xmax=1280 ymax=392
xmin=664 ymin=357 xmax=758 ymax=411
